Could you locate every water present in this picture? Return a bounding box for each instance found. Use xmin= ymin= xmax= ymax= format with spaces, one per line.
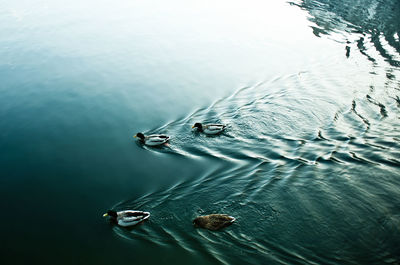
xmin=1 ymin=0 xmax=399 ymax=264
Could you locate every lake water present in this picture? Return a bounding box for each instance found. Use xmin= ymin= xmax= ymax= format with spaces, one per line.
xmin=1 ymin=0 xmax=400 ymax=264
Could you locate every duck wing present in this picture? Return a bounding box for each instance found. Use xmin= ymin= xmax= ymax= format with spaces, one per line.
xmin=205 ymin=214 xmax=235 ymax=230
xmin=145 ymin=135 xmax=170 ymax=145
xmin=123 ymin=211 xmax=149 ymax=217
xmin=203 ymin=124 xmax=226 ymax=134
xmin=147 ymin=134 xmax=169 ymax=140
xmin=118 ymin=211 xmax=150 ymax=227
xmin=207 ymin=124 xmax=226 ymax=129
xmin=212 ymin=214 xmax=235 ymax=222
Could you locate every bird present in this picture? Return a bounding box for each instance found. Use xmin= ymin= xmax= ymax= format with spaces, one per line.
xmin=192 ymin=123 xmax=226 ymax=135
xmin=134 ymin=132 xmax=170 ymax=146
xmin=103 ymin=210 xmax=150 ymax=227
xmin=193 ymin=214 xmax=235 ymax=231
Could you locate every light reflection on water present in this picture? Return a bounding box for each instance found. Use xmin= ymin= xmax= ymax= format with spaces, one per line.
xmin=0 ymin=0 xmax=399 ymax=264
xmin=116 ymin=65 xmax=400 ymax=264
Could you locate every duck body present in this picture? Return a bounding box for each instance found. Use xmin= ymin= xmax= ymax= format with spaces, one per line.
xmin=103 ymin=210 xmax=150 ymax=227
xmin=193 ymin=214 xmax=235 ymax=231
xmin=134 ymin=132 xmax=170 ymax=146
xmin=192 ymin=123 xmax=226 ymax=135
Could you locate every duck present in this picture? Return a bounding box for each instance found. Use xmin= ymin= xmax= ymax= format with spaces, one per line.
xmin=134 ymin=132 xmax=170 ymax=146
xmin=193 ymin=214 xmax=235 ymax=231
xmin=103 ymin=210 xmax=150 ymax=227
xmin=192 ymin=123 xmax=226 ymax=135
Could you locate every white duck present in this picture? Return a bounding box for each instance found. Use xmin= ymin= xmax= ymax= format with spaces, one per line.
xmin=192 ymin=123 xmax=226 ymax=135
xmin=103 ymin=210 xmax=150 ymax=227
xmin=134 ymin=132 xmax=170 ymax=146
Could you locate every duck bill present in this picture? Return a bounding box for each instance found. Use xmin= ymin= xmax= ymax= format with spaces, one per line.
xmin=103 ymin=213 xmax=108 ymax=217
xmin=191 ymin=126 xmax=195 ymax=128
xmin=133 ymin=135 xmax=137 ymax=138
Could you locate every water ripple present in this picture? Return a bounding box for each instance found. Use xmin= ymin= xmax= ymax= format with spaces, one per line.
xmin=126 ymin=56 xmax=400 ymax=263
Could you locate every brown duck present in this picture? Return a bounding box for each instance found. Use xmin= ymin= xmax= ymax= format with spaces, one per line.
xmin=193 ymin=214 xmax=236 ymax=231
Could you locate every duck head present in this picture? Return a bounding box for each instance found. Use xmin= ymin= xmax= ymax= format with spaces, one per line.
xmin=103 ymin=210 xmax=118 ymax=219
xmin=134 ymin=132 xmax=145 ymax=140
xmin=192 ymin=123 xmax=203 ymax=131
xmin=192 ymin=216 xmax=204 ymax=227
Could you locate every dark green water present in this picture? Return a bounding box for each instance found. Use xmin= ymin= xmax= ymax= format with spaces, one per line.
xmin=1 ymin=0 xmax=400 ymax=264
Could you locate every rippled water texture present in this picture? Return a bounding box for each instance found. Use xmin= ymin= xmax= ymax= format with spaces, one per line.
xmin=1 ymin=0 xmax=400 ymax=264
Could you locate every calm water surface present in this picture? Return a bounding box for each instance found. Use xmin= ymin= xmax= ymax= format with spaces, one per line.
xmin=1 ymin=0 xmax=400 ymax=264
